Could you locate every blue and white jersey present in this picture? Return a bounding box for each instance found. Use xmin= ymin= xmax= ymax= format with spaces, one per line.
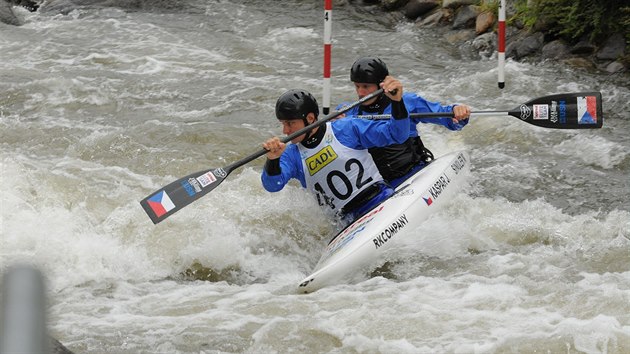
xmin=298 ymin=125 xmax=382 ymax=212
xmin=261 ymin=117 xmax=408 ymax=213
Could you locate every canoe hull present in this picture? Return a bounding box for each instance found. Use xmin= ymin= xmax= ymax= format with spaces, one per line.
xmin=297 ymin=150 xmax=471 ymax=293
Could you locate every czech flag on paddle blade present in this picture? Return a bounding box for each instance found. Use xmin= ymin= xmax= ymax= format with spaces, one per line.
xmin=147 ymin=190 xmax=175 ymax=217
xmin=423 ymin=196 xmax=433 ymax=206
xmin=577 ymin=96 xmax=597 ymax=124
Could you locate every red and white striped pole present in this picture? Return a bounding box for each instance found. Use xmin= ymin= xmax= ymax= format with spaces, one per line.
xmin=498 ymin=0 xmax=506 ymax=89
xmin=323 ymin=0 xmax=332 ymax=114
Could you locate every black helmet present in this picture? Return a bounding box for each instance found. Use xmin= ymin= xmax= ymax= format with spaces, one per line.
xmin=275 ymin=89 xmax=319 ymax=121
xmin=350 ymin=57 xmax=389 ymax=84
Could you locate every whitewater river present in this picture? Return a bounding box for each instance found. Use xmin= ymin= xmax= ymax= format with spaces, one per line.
xmin=1 ymin=1 xmax=629 ymax=353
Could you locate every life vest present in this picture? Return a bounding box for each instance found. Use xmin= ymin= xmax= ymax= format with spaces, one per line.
xmin=358 ymin=96 xmax=429 ymax=181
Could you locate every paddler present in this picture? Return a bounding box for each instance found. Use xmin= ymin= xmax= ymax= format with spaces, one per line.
xmin=337 ymin=56 xmax=472 ymax=187
xmin=261 ymin=82 xmax=408 ymax=224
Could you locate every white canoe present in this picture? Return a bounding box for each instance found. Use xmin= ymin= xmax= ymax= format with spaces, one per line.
xmin=297 ymin=150 xmax=471 ymax=293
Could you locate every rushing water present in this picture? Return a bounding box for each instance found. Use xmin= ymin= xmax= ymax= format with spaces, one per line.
xmin=1 ymin=1 xmax=629 ymax=353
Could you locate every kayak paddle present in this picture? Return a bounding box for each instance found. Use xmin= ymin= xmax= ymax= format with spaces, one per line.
xmin=356 ymin=92 xmax=603 ymax=129
xmin=140 ymin=88 xmax=386 ymax=224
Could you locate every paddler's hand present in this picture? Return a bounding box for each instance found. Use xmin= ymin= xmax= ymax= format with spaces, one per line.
xmin=263 ymin=137 xmax=286 ymax=160
xmin=380 ymin=76 xmax=403 ymax=102
xmin=453 ymin=104 xmax=471 ymax=123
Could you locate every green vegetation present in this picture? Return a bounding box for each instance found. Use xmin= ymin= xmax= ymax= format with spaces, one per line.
xmin=514 ymin=0 xmax=630 ymax=46
xmin=479 ymin=0 xmax=500 ymax=14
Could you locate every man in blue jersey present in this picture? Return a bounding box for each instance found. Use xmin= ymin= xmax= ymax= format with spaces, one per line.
xmin=337 ymin=57 xmax=471 ymax=188
xmin=261 ymin=82 xmax=409 ymax=224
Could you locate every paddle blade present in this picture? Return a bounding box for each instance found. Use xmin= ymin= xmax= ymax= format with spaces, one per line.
xmin=508 ymin=92 xmax=603 ymax=129
xmin=140 ymin=167 xmax=229 ymax=224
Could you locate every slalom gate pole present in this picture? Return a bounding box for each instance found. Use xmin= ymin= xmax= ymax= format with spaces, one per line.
xmin=323 ymin=0 xmax=332 ymax=114
xmin=498 ymin=0 xmax=506 ymax=89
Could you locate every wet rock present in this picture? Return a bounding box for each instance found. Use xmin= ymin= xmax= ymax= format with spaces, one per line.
xmin=472 ymin=32 xmax=496 ymax=57
xmin=570 ymin=39 xmax=596 ymax=55
xmin=475 ymin=10 xmax=495 ymax=34
xmin=604 ymin=61 xmax=625 ymax=73
xmin=563 ymin=57 xmax=595 ymax=69
xmin=511 ymin=32 xmax=545 ymax=59
xmin=442 ymin=0 xmax=477 ymax=9
xmin=403 ymin=0 xmax=439 ymax=20
xmin=596 ymin=33 xmax=625 ymax=61
xmin=14 ymin=0 xmax=38 ymax=11
xmin=444 ymin=29 xmax=475 ymax=45
xmin=416 ymin=8 xmax=451 ymax=27
xmin=381 ymin=0 xmax=409 ymax=11
xmin=459 ymin=40 xmax=481 ymax=60
xmin=0 ymin=0 xmax=22 ymax=25
xmin=452 ymin=5 xmax=478 ymax=30
xmin=542 ymin=39 xmax=570 ymax=60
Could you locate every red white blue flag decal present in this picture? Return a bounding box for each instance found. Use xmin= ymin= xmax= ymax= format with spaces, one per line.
xmin=577 ymin=96 xmax=598 ymax=124
xmin=147 ymin=190 xmax=175 ymax=217
xmin=423 ymin=196 xmax=433 ymax=206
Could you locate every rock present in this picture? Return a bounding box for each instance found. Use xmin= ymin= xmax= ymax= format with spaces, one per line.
xmin=381 ymin=0 xmax=409 ymax=11
xmin=459 ymin=41 xmax=481 ymax=60
xmin=513 ymin=32 xmax=545 ymax=59
xmin=563 ymin=57 xmax=595 ymax=69
xmin=0 ymin=0 xmax=22 ymax=25
xmin=15 ymin=0 xmax=39 ymax=11
xmin=416 ymin=8 xmax=451 ymax=27
xmin=452 ymin=5 xmax=478 ymax=30
xmin=596 ymin=33 xmax=625 ymax=60
xmin=442 ymin=0 xmax=477 ymax=9
xmin=403 ymin=0 xmax=439 ymax=20
xmin=605 ymin=61 xmax=626 ymax=73
xmin=542 ymin=39 xmax=570 ymax=60
xmin=475 ymin=10 xmax=495 ymax=34
xmin=444 ymin=29 xmax=475 ymax=45
xmin=472 ymin=32 xmax=496 ymax=57
xmin=570 ymin=39 xmax=596 ymax=55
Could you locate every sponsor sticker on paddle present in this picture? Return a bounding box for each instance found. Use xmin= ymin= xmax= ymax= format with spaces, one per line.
xmin=181 ymin=177 xmax=203 ymax=197
xmin=533 ymin=104 xmax=549 ymax=120
xmin=197 ymin=171 xmax=217 ymax=187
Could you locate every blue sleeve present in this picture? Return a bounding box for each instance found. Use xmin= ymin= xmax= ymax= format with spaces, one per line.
xmin=404 ymin=93 xmax=468 ymax=131
xmin=261 ymin=144 xmax=306 ymax=192
xmin=335 ymin=102 xmax=360 ymax=116
xmin=337 ymin=99 xmax=416 ymax=140
xmin=331 ymin=116 xmax=409 ymax=149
